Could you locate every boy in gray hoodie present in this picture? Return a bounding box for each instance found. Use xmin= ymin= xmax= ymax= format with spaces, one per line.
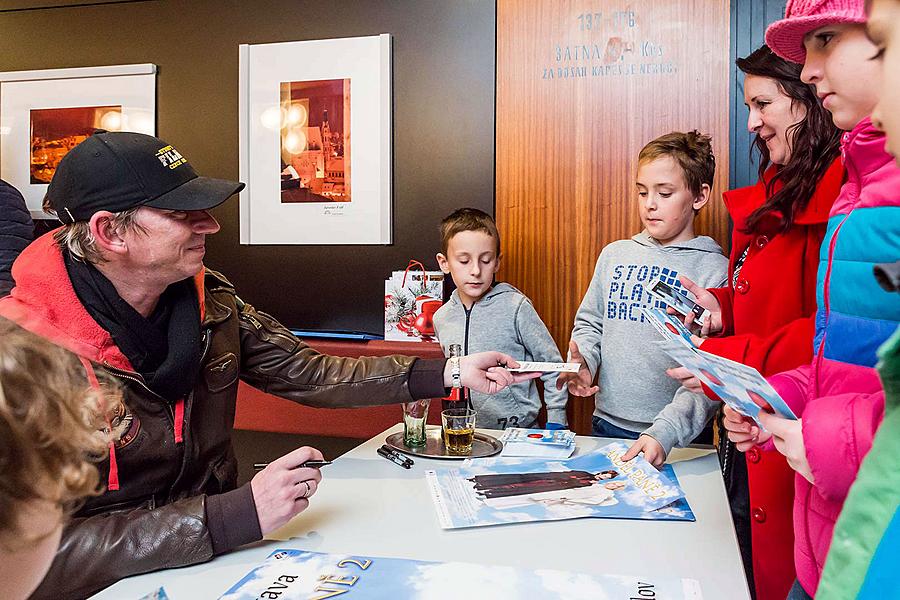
xmin=433 ymin=208 xmax=568 ymax=430
xmin=561 ymin=131 xmax=728 ymax=451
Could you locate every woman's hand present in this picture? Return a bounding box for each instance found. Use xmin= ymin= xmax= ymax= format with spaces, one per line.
xmin=672 ymin=275 xmax=723 ymax=337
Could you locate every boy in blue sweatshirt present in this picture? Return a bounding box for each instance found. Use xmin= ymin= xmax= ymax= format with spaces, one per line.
xmin=433 ymin=209 xmax=567 ymax=430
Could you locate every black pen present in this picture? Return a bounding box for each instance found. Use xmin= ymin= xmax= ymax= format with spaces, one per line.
xmin=253 ymin=460 xmax=333 ymax=471
xmin=377 ymin=447 xmax=412 ymax=469
xmin=380 ymin=444 xmax=414 ymax=466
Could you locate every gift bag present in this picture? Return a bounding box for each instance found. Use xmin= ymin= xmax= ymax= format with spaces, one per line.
xmin=384 ymin=260 xmax=444 ymax=342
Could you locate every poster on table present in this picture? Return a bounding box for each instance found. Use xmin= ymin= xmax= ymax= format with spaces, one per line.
xmin=0 ymin=64 xmax=156 ymax=219
xmin=426 ymin=442 xmax=693 ymax=530
xmin=239 ymin=34 xmax=392 ymax=244
xmin=219 ymin=548 xmax=705 ymax=600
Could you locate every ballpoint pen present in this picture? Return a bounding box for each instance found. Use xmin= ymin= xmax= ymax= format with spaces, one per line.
xmin=377 ymin=447 xmax=412 ymax=469
xmin=253 ymin=460 xmax=333 ymax=471
xmin=380 ymin=444 xmax=414 ymax=466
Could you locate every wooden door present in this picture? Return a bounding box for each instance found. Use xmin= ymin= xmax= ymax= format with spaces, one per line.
xmin=497 ymin=0 xmax=731 ymax=433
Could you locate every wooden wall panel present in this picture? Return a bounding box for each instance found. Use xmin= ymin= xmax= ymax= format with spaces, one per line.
xmin=497 ymin=0 xmax=731 ymax=433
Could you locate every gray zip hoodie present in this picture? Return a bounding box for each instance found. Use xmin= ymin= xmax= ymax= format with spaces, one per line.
xmin=433 ymin=283 xmax=568 ymax=429
xmin=570 ymin=231 xmax=728 ymax=434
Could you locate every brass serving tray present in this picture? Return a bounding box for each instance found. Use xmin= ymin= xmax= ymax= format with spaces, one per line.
xmin=385 ymin=426 xmax=502 ymax=460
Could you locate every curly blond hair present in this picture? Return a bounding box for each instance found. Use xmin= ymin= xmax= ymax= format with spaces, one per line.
xmin=0 ymin=319 xmax=118 ymax=549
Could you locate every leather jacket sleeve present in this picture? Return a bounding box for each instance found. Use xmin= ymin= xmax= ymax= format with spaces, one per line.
xmin=237 ymin=301 xmax=430 ymax=406
xmin=31 ymin=495 xmax=213 ymax=600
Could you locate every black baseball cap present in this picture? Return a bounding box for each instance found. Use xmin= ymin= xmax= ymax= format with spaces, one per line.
xmin=46 ymin=130 xmax=245 ymax=224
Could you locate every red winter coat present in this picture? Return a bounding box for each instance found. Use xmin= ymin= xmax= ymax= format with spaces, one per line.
xmin=700 ymin=159 xmax=844 ymax=600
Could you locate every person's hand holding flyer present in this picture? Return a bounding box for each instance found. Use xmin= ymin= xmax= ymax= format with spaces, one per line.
xmin=642 ymin=307 xmax=796 ymax=429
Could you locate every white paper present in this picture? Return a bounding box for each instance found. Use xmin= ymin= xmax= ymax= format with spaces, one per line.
xmin=507 ymin=361 xmax=580 ymax=373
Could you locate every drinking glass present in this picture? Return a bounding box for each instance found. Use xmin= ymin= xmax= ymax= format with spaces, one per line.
xmin=402 ymin=399 xmax=430 ymax=447
xmin=441 ymin=408 xmax=477 ymax=455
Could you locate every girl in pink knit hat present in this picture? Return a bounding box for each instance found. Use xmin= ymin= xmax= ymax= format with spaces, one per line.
xmin=868 ymin=0 xmax=900 ymax=157
xmin=767 ymin=0 xmax=878 ymax=130
xmin=724 ymin=1 xmax=900 ymax=599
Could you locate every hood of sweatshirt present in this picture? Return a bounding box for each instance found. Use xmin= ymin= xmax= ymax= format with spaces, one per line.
xmin=443 ymin=282 xmax=520 ymax=310
xmin=631 ymin=230 xmax=725 ymax=256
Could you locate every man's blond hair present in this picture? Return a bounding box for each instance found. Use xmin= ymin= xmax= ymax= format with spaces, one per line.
xmin=43 ymin=197 xmax=143 ymax=263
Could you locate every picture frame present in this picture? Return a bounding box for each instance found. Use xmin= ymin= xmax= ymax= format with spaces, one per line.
xmin=238 ymin=34 xmax=392 ymax=245
xmin=0 ymin=63 xmax=157 ymax=219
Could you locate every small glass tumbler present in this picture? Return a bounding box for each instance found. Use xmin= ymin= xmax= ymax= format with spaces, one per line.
xmin=402 ymin=399 xmax=430 ymax=447
xmin=441 ymin=408 xmax=477 ymax=455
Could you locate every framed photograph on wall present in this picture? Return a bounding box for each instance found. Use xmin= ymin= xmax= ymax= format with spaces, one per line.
xmin=0 ymin=64 xmax=157 ymax=219
xmin=239 ymin=34 xmax=392 ymax=245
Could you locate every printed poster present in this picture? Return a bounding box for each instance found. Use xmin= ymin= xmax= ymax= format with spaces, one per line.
xmin=426 ymin=442 xmax=693 ymax=530
xmin=219 ymin=548 xmax=704 ymax=600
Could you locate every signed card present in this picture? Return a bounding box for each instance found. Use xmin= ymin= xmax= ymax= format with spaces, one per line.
xmin=506 ymin=361 xmax=580 ymax=373
xmin=647 ymin=278 xmax=709 ymax=326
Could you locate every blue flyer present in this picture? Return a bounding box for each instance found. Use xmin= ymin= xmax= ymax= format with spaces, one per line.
xmin=218 ymin=549 xmax=704 ymax=600
xmin=657 ymin=339 xmax=798 ymax=428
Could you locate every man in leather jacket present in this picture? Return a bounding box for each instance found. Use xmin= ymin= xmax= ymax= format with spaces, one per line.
xmin=0 ymin=131 xmax=532 ymax=599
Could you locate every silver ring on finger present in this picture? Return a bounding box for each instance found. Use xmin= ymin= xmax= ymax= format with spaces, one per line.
xmin=301 ymin=480 xmax=311 ymax=499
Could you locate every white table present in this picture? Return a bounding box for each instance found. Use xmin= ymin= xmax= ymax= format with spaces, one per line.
xmin=92 ymin=426 xmax=750 ymax=599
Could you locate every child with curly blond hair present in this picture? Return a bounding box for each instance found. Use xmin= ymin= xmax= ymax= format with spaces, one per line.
xmin=0 ymin=318 xmax=116 ymax=600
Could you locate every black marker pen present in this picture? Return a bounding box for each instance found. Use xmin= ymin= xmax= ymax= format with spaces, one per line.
xmin=253 ymin=460 xmax=332 ymax=471
xmin=377 ymin=447 xmax=412 ymax=469
xmin=380 ymin=444 xmax=414 ymax=466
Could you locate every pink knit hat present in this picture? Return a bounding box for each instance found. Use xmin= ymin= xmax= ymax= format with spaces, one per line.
xmin=765 ymin=0 xmax=867 ymax=63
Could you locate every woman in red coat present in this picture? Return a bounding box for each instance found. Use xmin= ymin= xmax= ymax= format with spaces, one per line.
xmin=673 ymin=46 xmax=843 ymax=600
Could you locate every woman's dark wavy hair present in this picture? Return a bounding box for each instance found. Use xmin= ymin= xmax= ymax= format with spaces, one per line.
xmin=737 ymin=45 xmax=841 ymax=234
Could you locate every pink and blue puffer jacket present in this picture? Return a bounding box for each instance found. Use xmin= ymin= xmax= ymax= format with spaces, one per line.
xmin=764 ymin=118 xmax=900 ymax=597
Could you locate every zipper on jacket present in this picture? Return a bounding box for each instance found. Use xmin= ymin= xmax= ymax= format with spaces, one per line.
xmin=167 ymin=328 xmax=212 ymax=498
xmin=814 ymin=217 xmax=848 ymax=399
xmin=463 ymin=305 xmax=472 ymax=356
xmin=101 ymin=329 xmax=212 ymax=495
xmin=464 ymin=305 xmax=473 ymax=410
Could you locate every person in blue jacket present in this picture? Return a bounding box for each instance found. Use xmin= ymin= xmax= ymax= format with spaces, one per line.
xmin=0 ymin=180 xmax=33 ymax=297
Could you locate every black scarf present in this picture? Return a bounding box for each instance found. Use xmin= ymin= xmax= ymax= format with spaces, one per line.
xmin=65 ymin=252 xmax=201 ymax=402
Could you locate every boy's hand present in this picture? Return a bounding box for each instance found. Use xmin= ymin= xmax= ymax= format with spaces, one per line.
xmin=622 ymin=434 xmax=666 ymax=469
xmin=758 ymin=412 xmax=813 ymax=484
xmin=669 ymin=275 xmax=723 ymax=337
xmin=452 ymin=352 xmax=540 ymax=395
xmin=665 ymin=366 xmax=703 ymax=393
xmin=722 ymin=404 xmax=771 ymax=451
xmin=557 ymin=341 xmax=599 ymax=396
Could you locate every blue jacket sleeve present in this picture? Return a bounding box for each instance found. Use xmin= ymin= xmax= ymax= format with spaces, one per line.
xmin=0 ymin=180 xmax=34 ymax=297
